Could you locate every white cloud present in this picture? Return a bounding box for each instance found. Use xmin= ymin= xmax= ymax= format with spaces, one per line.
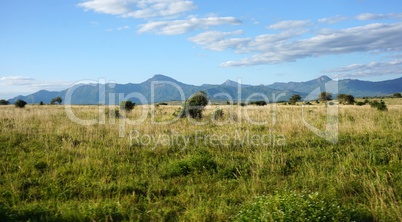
xmin=138 ymin=16 xmax=242 ymax=35
xmin=221 ymin=22 xmax=402 ymax=67
xmin=318 ymin=15 xmax=348 ymax=24
xmin=268 ymin=20 xmax=312 ymax=30
xmin=116 ymin=25 xmax=130 ymax=30
xmin=324 ymin=59 xmax=402 ymax=78
xmin=107 ymin=25 xmax=130 ymax=31
xmin=189 ymin=30 xmax=250 ymax=51
xmin=0 ymin=76 xmax=35 ymax=85
xmin=0 ymin=76 xmax=72 ymax=99
xmin=78 ymin=0 xmax=197 ymax=18
xmin=356 ymin=13 xmax=402 ymax=21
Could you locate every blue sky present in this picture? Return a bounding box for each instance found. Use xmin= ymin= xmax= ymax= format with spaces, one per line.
xmin=1 ymin=0 xmax=402 ymax=99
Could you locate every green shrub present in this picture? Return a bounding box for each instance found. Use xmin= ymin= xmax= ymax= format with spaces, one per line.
xmin=180 ymin=91 xmax=209 ymax=119
xmin=0 ymin=99 xmax=9 ymax=105
xmin=15 ymin=99 xmax=27 ymax=108
xmin=369 ymin=100 xmax=388 ymax=111
xmin=212 ymin=109 xmax=224 ymax=120
xmin=232 ymin=191 xmax=373 ymax=222
xmin=120 ymin=100 xmax=136 ymax=112
xmin=50 ymin=97 xmax=63 ymax=105
xmin=337 ymin=94 xmax=355 ymax=105
xmin=249 ymin=101 xmax=267 ymax=106
xmin=289 ymin=94 xmax=301 ymax=105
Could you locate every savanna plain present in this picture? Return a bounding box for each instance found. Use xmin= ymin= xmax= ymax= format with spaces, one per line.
xmin=1 ymin=99 xmax=402 ymax=221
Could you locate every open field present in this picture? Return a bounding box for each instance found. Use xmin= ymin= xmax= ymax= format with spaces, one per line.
xmin=1 ymin=101 xmax=402 ymax=221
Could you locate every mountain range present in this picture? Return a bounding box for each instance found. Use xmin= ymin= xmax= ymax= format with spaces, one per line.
xmin=7 ymin=74 xmax=402 ymax=105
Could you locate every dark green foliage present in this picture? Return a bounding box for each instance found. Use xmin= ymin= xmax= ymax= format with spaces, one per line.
xmin=120 ymin=100 xmax=136 ymax=112
xmin=319 ymin=92 xmax=332 ymax=102
xmin=50 ymin=97 xmax=63 ymax=105
xmin=337 ymin=94 xmax=355 ymax=105
xmin=249 ymin=100 xmax=267 ymax=106
xmin=288 ymin=94 xmax=302 ymax=105
xmin=239 ymin=102 xmax=246 ymax=106
xmin=393 ymin=92 xmax=402 ymax=98
xmin=369 ymin=100 xmax=388 ymax=111
xmin=15 ymin=99 xmax=27 ymax=108
xmin=0 ymin=99 xmax=9 ymax=105
xmin=355 ymin=101 xmax=365 ymax=106
xmin=158 ymin=102 xmax=168 ymax=105
xmin=39 ymin=101 xmax=44 ymax=105
xmin=180 ymin=91 xmax=209 ymax=119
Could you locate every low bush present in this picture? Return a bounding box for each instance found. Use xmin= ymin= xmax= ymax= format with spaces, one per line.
xmin=369 ymin=100 xmax=388 ymax=111
xmin=15 ymin=99 xmax=27 ymax=108
xmin=232 ymin=191 xmax=373 ymax=221
xmin=212 ymin=109 xmax=224 ymax=120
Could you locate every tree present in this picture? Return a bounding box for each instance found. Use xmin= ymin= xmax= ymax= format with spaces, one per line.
xmin=319 ymin=92 xmax=332 ymax=102
xmin=288 ymin=94 xmax=302 ymax=105
xmin=337 ymin=94 xmax=355 ymax=105
xmin=39 ymin=101 xmax=44 ymax=105
xmin=50 ymin=97 xmax=63 ymax=105
xmin=369 ymin=100 xmax=387 ymax=111
xmin=15 ymin=99 xmax=27 ymax=108
xmin=0 ymin=99 xmax=9 ymax=105
xmin=393 ymin=93 xmax=402 ymax=98
xmin=180 ymin=91 xmax=209 ymax=119
xmin=249 ymin=101 xmax=267 ymax=106
xmin=120 ymin=100 xmax=136 ymax=112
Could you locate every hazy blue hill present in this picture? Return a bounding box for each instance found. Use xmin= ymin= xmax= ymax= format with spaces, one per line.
xmin=7 ymin=74 xmax=402 ymax=104
xmin=10 ymin=90 xmax=62 ymax=104
xmin=338 ymin=77 xmax=402 ymax=97
xmin=268 ymin=75 xmax=332 ymax=93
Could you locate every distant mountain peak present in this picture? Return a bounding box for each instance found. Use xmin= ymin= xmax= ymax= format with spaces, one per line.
xmin=148 ymin=74 xmax=177 ymax=82
xmin=317 ymin=75 xmax=332 ymax=82
xmin=221 ymin=79 xmax=240 ymax=87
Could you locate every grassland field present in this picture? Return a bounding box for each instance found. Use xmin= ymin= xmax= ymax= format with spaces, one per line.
xmin=1 ymin=98 xmax=402 ymax=221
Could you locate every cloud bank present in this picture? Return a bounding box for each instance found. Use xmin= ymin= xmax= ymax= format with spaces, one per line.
xmin=138 ymin=16 xmax=242 ymax=35
xmin=78 ymin=0 xmax=197 ymax=18
xmin=324 ymin=59 xmax=402 ymax=78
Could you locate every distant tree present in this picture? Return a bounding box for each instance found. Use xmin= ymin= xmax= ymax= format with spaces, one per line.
xmin=15 ymin=99 xmax=27 ymax=108
xmin=393 ymin=93 xmax=402 ymax=98
xmin=39 ymin=101 xmax=44 ymax=105
xmin=288 ymin=94 xmax=302 ymax=105
xmin=120 ymin=100 xmax=136 ymax=112
xmin=50 ymin=97 xmax=63 ymax=105
xmin=180 ymin=91 xmax=209 ymax=119
xmin=337 ymin=94 xmax=355 ymax=105
xmin=319 ymin=92 xmax=332 ymax=102
xmin=369 ymin=100 xmax=388 ymax=111
xmin=0 ymin=99 xmax=9 ymax=105
xmin=249 ymin=100 xmax=267 ymax=106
